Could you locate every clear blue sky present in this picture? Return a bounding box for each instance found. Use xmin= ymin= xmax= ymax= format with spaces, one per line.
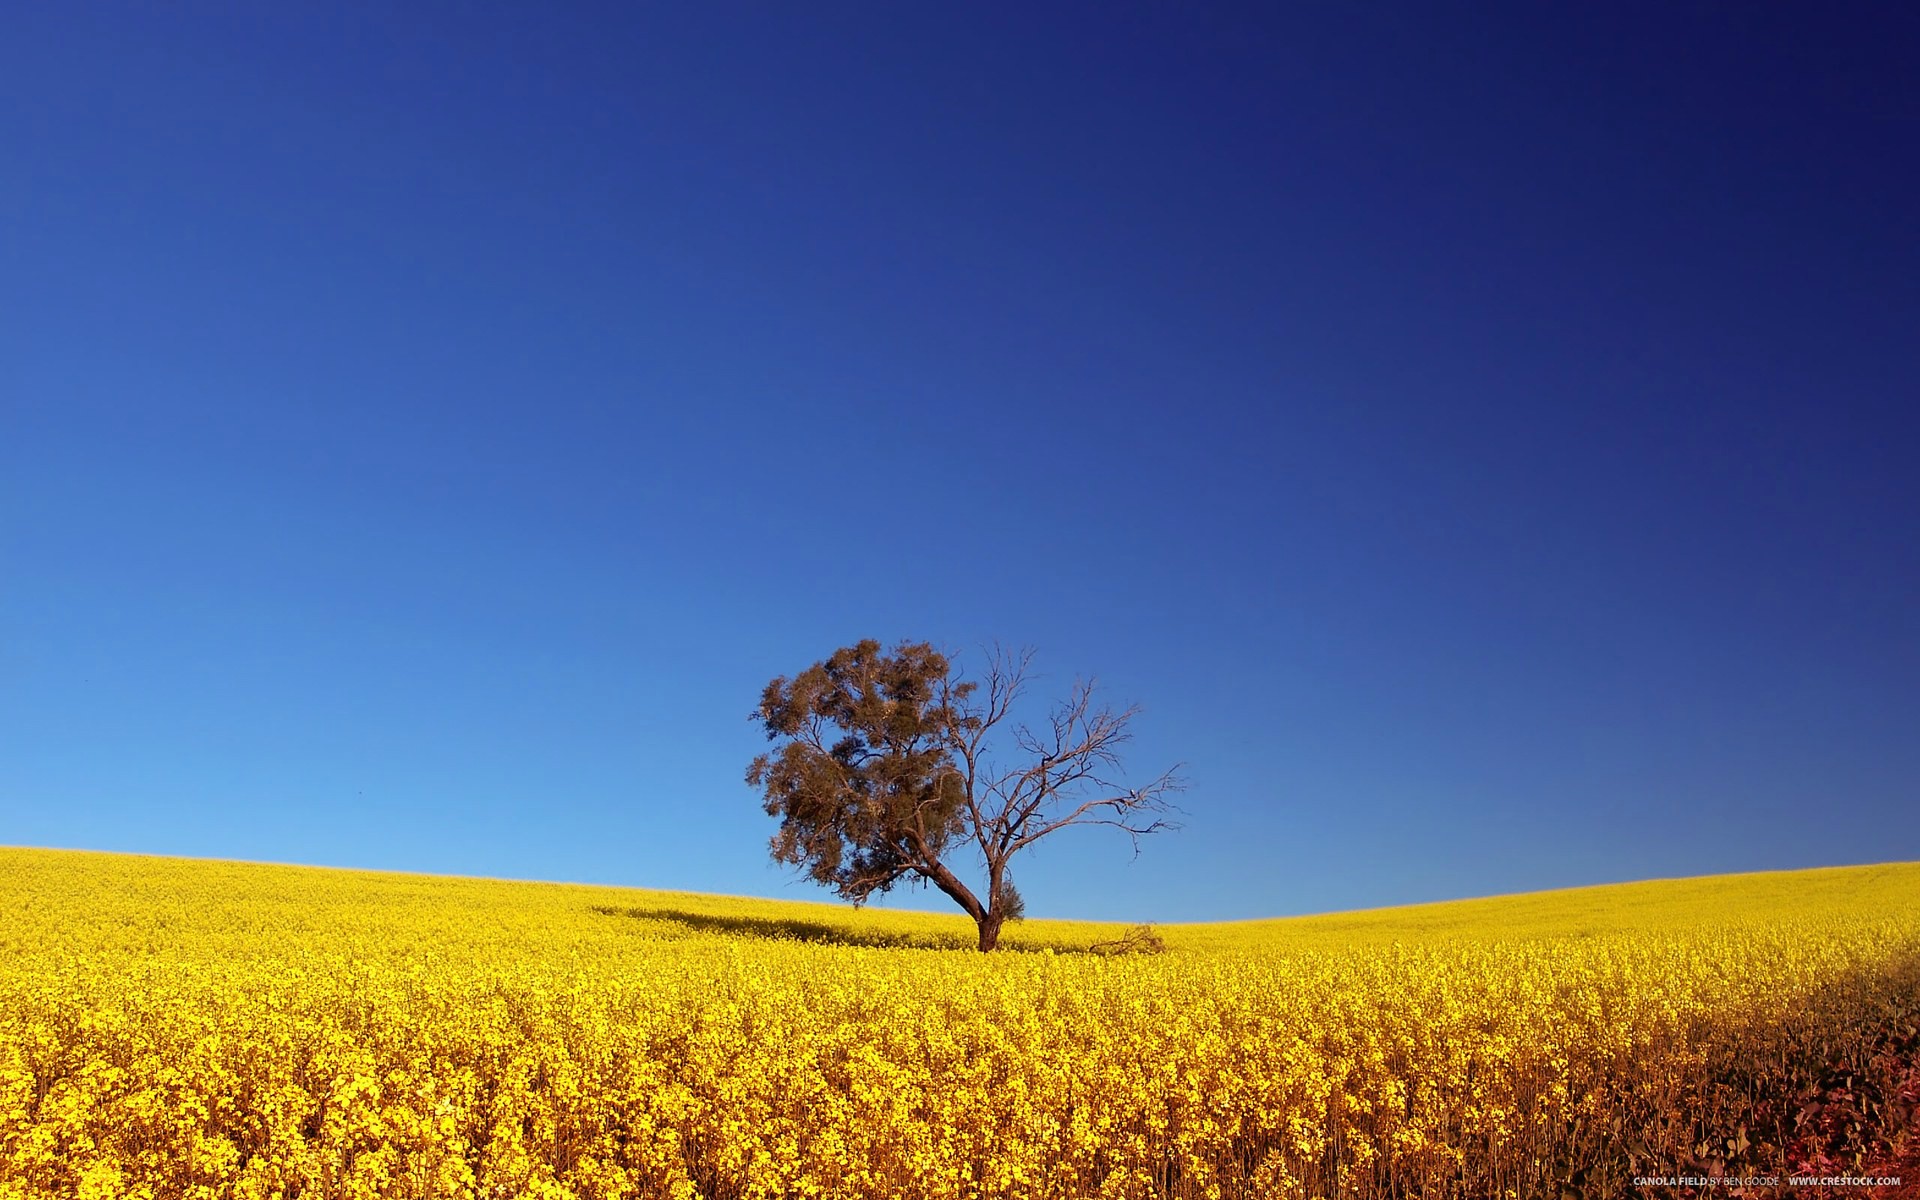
xmin=4 ymin=3 xmax=1915 ymax=922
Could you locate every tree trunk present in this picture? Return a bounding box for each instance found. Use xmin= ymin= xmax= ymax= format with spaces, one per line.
xmin=975 ymin=910 xmax=1005 ymax=952
xmin=924 ymin=859 xmax=986 ymax=927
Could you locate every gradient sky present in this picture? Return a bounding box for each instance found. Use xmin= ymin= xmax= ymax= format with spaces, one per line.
xmin=4 ymin=3 xmax=1916 ymax=922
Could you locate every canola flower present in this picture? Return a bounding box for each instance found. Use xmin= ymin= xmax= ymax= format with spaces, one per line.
xmin=1 ymin=848 xmax=1916 ymax=1199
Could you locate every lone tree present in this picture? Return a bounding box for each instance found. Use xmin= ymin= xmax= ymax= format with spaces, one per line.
xmin=747 ymin=639 xmax=1184 ymax=951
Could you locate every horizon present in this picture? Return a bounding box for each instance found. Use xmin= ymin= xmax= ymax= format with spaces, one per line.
xmin=8 ymin=843 xmax=1912 ymax=927
xmin=5 ymin=4 xmax=1917 ymax=923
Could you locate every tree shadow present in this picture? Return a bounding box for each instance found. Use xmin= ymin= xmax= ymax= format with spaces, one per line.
xmin=588 ymin=904 xmax=972 ymax=950
xmin=587 ymin=904 xmax=1112 ymax=954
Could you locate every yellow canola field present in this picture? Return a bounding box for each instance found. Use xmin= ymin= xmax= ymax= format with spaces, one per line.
xmin=2 ymin=848 xmax=1917 ymax=1200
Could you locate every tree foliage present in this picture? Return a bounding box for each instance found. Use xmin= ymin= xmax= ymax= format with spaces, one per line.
xmin=747 ymin=639 xmax=1183 ymax=951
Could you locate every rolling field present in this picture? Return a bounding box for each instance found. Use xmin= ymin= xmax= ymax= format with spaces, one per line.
xmin=3 ymin=848 xmax=1917 ymax=1199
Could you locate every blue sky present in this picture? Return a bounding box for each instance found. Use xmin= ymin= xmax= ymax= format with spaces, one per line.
xmin=4 ymin=3 xmax=1915 ymax=922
